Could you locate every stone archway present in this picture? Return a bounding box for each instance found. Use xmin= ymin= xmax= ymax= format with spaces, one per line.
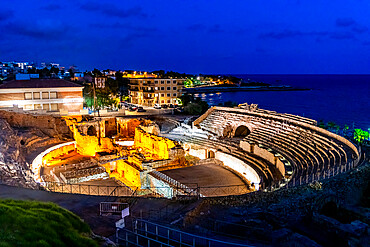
xmin=234 ymin=125 xmax=251 ymax=137
xmin=87 ymin=125 xmax=97 ymax=136
xmin=208 ymin=150 xmax=215 ymax=158
xmin=320 ymin=201 xmax=338 ymax=218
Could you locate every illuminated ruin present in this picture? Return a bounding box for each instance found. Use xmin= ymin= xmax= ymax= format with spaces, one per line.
xmin=28 ymin=104 xmax=360 ymax=198
xmin=37 ymin=116 xmax=186 ymax=191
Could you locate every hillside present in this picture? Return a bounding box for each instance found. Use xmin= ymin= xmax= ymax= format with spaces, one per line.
xmin=0 ymin=199 xmax=98 ymax=247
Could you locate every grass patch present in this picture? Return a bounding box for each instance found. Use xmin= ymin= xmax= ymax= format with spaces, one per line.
xmin=0 ymin=199 xmax=98 ymax=247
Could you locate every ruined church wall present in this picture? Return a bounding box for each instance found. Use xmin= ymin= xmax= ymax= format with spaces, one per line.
xmin=102 ymin=159 xmax=141 ymax=189
xmin=134 ymin=127 xmax=176 ymax=160
xmin=117 ymin=118 xmax=142 ymax=137
xmin=73 ymin=124 xmax=115 ymax=156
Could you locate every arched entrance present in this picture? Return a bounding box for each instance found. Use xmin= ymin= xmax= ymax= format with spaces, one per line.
xmin=87 ymin=125 xmax=97 ymax=136
xmin=320 ymin=201 xmax=338 ymax=218
xmin=234 ymin=125 xmax=251 ymax=137
xmin=208 ymin=150 xmax=215 ymax=158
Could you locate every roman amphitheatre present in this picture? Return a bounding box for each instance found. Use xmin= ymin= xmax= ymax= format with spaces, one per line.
xmin=0 ymin=104 xmax=368 ymax=246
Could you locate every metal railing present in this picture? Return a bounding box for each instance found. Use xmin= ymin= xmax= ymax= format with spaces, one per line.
xmin=100 ymin=202 xmax=128 ymax=215
xmin=117 ymin=228 xmax=173 ymax=247
xmin=150 ymin=171 xmax=200 ymax=197
xmin=117 ymin=219 xmax=254 ymax=247
xmin=265 ymin=159 xmax=358 ymax=191
xmin=43 ymin=182 xmax=134 ymax=196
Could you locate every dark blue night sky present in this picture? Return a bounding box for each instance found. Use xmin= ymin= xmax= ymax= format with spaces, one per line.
xmin=1 ymin=0 xmax=369 ymax=74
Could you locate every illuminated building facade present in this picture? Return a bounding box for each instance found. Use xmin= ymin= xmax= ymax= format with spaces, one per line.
xmin=0 ymin=79 xmax=84 ymax=113
xmin=129 ymin=78 xmax=185 ymax=106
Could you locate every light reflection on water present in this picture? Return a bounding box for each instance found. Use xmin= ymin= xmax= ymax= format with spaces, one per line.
xmin=191 ymin=75 xmax=370 ymax=130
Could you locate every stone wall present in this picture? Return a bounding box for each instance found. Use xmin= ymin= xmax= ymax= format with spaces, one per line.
xmin=215 ymin=151 xmax=261 ymax=189
xmin=186 ymin=144 xmax=261 ymax=189
xmin=0 ymin=110 xmax=72 ymax=138
xmin=101 ymin=159 xmax=141 ymax=189
xmin=134 ymin=127 xmax=177 ymax=160
xmin=240 ymin=141 xmax=285 ymax=176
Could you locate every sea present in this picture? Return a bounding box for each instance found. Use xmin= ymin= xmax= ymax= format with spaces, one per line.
xmin=193 ymin=74 xmax=370 ymax=130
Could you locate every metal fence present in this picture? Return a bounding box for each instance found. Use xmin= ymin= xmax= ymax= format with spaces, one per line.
xmin=1 ymin=148 xmax=363 ymax=199
xmin=264 ymin=158 xmax=358 ymax=191
xmin=43 ymin=182 xmax=135 ymax=196
xmin=100 ymin=202 xmax=128 ymax=215
xmin=116 ymin=218 xmax=253 ymax=247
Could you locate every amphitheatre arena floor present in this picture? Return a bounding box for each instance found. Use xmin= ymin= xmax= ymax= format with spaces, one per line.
xmin=161 ymin=163 xmax=249 ymax=196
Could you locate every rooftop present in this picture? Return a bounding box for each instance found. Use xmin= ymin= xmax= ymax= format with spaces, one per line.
xmin=0 ymin=79 xmax=83 ymax=89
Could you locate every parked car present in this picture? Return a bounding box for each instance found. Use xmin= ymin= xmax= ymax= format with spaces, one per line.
xmin=154 ymin=103 xmax=161 ymax=109
xmin=137 ymin=107 xmax=146 ymax=112
xmin=162 ymin=104 xmax=168 ymax=109
xmin=129 ymin=105 xmax=138 ymax=111
xmin=168 ymin=104 xmax=174 ymax=108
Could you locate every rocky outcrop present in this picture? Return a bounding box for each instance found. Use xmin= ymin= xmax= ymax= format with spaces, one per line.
xmin=0 ymin=111 xmax=73 ymax=188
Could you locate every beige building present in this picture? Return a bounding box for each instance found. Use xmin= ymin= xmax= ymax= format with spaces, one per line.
xmin=0 ymin=79 xmax=84 ymax=113
xmin=129 ymin=78 xmax=185 ymax=106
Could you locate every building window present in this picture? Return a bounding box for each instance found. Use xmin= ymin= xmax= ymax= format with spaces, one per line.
xmin=167 ymin=80 xmax=170 ymax=84
xmin=24 ymin=92 xmax=32 ymax=100
xmin=161 ymin=93 xmax=164 ymax=97
xmin=173 ymin=87 xmax=177 ymax=90
xmin=50 ymin=92 xmax=57 ymax=99
xmin=155 ymin=87 xmax=158 ymax=90
xmin=161 ymin=81 xmax=164 ymax=84
xmin=167 ymin=100 xmax=170 ymax=103
xmin=173 ymin=80 xmax=176 ymax=84
xmin=161 ymin=100 xmax=164 ymax=104
xmin=173 ymin=93 xmax=177 ymax=96
xmin=33 ymin=92 xmax=40 ymax=99
xmin=161 ymin=87 xmax=164 ymax=90
xmin=155 ymin=80 xmax=158 ymax=84
xmin=167 ymin=87 xmax=170 ymax=90
xmin=42 ymin=92 xmax=49 ymax=99
xmin=167 ymin=93 xmax=171 ymax=97
xmin=34 ymin=104 xmax=42 ymax=110
xmin=23 ymin=104 xmax=33 ymax=110
xmin=50 ymin=103 xmax=58 ymax=111
xmin=43 ymin=104 xmax=50 ymax=111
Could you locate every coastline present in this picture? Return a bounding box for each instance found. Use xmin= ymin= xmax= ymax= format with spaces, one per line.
xmin=183 ymin=85 xmax=310 ymax=94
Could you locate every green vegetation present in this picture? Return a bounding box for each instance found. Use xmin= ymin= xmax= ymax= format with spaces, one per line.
xmin=318 ymin=120 xmax=370 ymax=145
xmin=354 ymin=129 xmax=370 ymax=144
xmin=151 ymin=70 xmax=192 ymax=78
xmin=179 ymin=94 xmax=209 ymax=115
xmin=27 ymin=66 xmax=61 ymax=78
xmin=84 ymin=71 xmax=122 ymax=110
xmin=0 ymin=199 xmax=97 ymax=247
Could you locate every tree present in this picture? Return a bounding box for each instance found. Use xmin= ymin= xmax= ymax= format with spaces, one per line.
xmin=179 ymin=93 xmax=193 ymax=106
xmin=68 ymin=68 xmax=75 ymax=78
xmin=50 ymin=66 xmax=59 ymax=77
xmin=92 ymin=68 xmax=102 ymax=77
xmin=354 ymin=129 xmax=369 ymax=143
xmin=27 ymin=67 xmax=37 ymax=74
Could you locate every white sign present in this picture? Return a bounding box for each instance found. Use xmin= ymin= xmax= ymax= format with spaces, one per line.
xmin=122 ymin=207 xmax=130 ymax=218
xmin=115 ymin=218 xmax=125 ymax=229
